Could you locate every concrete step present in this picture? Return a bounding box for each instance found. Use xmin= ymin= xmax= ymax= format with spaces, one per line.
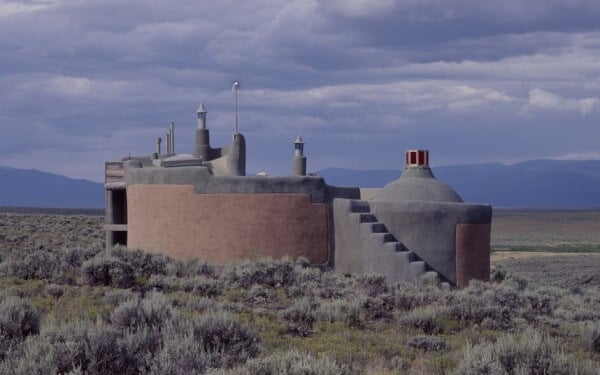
xmin=409 ymin=261 xmax=427 ymax=278
xmin=349 ymin=200 xmax=371 ymax=213
xmin=359 ymin=213 xmax=377 ymax=223
xmin=382 ymin=241 xmax=405 ymax=253
xmin=369 ymin=222 xmax=387 ymax=233
xmin=370 ymin=232 xmax=396 ymax=243
xmin=391 ymin=250 xmax=414 ymax=264
xmin=382 ymin=242 xmax=408 ymax=253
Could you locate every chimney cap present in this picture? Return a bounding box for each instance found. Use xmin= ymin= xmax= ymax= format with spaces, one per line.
xmin=405 ymin=149 xmax=429 ymax=167
xmin=197 ymin=102 xmax=207 ymax=114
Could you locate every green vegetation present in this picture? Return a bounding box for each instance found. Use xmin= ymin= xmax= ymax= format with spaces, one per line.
xmin=0 ymin=212 xmax=598 ymax=374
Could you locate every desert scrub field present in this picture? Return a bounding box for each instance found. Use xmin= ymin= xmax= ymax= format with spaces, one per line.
xmin=0 ymin=212 xmax=598 ymax=374
xmin=492 ymin=209 xmax=600 ymax=252
xmin=0 ymin=212 xmax=104 ymax=253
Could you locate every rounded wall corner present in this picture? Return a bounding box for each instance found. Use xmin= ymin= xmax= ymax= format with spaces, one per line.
xmin=455 ymin=223 xmax=491 ymax=287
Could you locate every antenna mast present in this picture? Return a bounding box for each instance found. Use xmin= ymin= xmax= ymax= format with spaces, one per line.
xmin=232 ymin=81 xmax=239 ymax=134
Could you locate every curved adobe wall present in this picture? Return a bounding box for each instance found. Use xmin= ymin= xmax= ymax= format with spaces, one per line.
xmin=455 ymin=223 xmax=491 ymax=287
xmin=126 ymin=185 xmax=328 ymax=264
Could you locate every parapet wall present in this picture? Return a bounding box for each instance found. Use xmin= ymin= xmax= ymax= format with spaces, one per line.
xmin=126 ymin=185 xmax=328 ymax=264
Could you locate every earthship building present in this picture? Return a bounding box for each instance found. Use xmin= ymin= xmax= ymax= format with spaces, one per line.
xmin=105 ymin=103 xmax=492 ymax=287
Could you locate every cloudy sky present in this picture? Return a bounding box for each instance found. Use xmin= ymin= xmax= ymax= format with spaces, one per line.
xmin=2 ymin=0 xmax=600 ymax=181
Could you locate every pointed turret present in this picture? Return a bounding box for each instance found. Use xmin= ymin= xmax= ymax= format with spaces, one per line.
xmin=197 ymin=102 xmax=207 ymax=129
xmin=194 ymin=102 xmax=210 ymax=160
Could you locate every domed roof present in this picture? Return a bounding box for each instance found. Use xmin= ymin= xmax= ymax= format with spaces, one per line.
xmin=374 ymin=167 xmax=463 ymax=203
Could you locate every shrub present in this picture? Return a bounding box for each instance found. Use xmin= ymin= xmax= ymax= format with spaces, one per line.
xmin=400 ymin=307 xmax=443 ymax=334
xmin=406 ymin=335 xmax=446 ymax=352
xmin=45 ymin=284 xmax=65 ymax=299
xmin=109 ymin=292 xmax=175 ymax=331
xmin=101 ymin=289 xmax=137 ymax=305
xmin=185 ymin=298 xmax=218 ymax=313
xmin=147 ymin=274 xmax=178 ymax=291
xmin=60 ymin=245 xmax=103 ymax=270
xmin=245 ymin=285 xmax=271 ymax=305
xmin=580 ymin=320 xmax=600 ymax=354
xmin=81 ymin=253 xmax=135 ymax=288
xmin=0 ymin=320 xmax=90 ymax=374
xmin=316 ymin=299 xmax=361 ymax=326
xmin=0 ymin=249 xmax=59 ymax=280
xmin=490 ymin=266 xmax=506 ymax=283
xmin=392 ymin=284 xmax=444 ymax=311
xmin=418 ymin=272 xmax=440 ymax=286
xmin=0 ymin=320 xmax=136 ymax=375
xmin=502 ymin=274 xmax=528 ymax=291
xmin=184 ymin=312 xmax=260 ymax=368
xmin=169 ymin=258 xmax=217 ymax=278
xmin=149 ymin=330 xmax=211 ymax=374
xmin=0 ymin=318 xmax=169 ymax=374
xmin=110 ymin=246 xmax=169 ymax=279
xmin=211 ymin=350 xmax=351 ymax=375
xmin=223 ymin=258 xmax=296 ymax=288
xmin=279 ymin=298 xmax=317 ymax=336
xmin=361 ymin=295 xmax=394 ymax=321
xmin=0 ymin=297 xmax=40 ymax=359
xmin=455 ymin=330 xmax=577 ymax=375
xmin=119 ymin=327 xmax=163 ymax=371
xmin=356 ymin=274 xmax=388 ymax=297
xmin=182 ymin=277 xmax=223 ymax=297
xmin=447 ymin=294 xmax=511 ymax=329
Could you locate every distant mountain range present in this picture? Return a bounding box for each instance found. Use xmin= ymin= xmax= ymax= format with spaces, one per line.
xmin=0 ymin=166 xmax=104 ymax=208
xmin=318 ymin=159 xmax=600 ymax=209
xmin=1 ymin=159 xmax=600 ymax=209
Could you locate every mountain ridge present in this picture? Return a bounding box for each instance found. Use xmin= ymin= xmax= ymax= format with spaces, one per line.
xmin=318 ymin=159 xmax=600 ymax=209
xmin=2 ymin=159 xmax=600 ymax=209
xmin=0 ymin=166 xmax=104 ymax=208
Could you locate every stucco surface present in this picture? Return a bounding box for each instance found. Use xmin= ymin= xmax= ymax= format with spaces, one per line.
xmin=126 ymin=185 xmax=328 ymax=264
xmin=369 ymin=200 xmax=491 ymax=283
xmin=455 ymin=223 xmax=491 ymax=287
xmin=374 ymin=168 xmax=463 ymax=203
xmin=333 ymin=199 xmax=426 ymax=283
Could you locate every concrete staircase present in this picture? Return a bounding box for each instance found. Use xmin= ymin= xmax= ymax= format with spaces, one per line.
xmin=334 ymin=199 xmax=438 ymax=284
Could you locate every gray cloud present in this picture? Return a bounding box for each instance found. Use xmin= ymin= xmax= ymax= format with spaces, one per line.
xmin=1 ymin=0 xmax=600 ymax=181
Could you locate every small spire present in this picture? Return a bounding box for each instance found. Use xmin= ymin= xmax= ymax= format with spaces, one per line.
xmin=197 ymin=102 xmax=207 ymax=114
xmin=294 ymin=136 xmax=304 ymax=144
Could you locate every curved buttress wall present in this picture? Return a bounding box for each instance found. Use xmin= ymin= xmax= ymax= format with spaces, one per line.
xmin=126 ymin=185 xmax=328 ymax=264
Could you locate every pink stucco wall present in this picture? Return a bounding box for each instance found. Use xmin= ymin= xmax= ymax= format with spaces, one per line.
xmin=126 ymin=185 xmax=328 ymax=264
xmin=455 ymin=223 xmax=491 ymax=287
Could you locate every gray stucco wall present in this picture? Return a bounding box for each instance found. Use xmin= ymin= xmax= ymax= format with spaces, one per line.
xmin=333 ymin=199 xmax=433 ymax=283
xmin=369 ymin=200 xmax=491 ymax=283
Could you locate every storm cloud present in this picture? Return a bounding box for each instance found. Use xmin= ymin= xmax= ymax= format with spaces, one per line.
xmin=1 ymin=0 xmax=600 ymax=180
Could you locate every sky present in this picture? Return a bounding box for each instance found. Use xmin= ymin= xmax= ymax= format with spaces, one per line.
xmin=1 ymin=0 xmax=600 ymax=182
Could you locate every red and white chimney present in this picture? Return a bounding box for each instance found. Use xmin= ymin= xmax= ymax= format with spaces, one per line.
xmin=405 ymin=150 xmax=429 ymax=167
